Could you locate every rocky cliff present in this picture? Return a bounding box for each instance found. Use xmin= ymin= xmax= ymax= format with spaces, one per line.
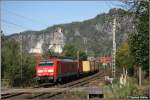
xmin=7 ymin=8 xmax=135 ymax=56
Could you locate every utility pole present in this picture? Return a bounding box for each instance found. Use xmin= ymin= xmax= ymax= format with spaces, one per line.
xmin=20 ymin=32 xmax=23 ymax=81
xmin=112 ymin=17 xmax=116 ymax=78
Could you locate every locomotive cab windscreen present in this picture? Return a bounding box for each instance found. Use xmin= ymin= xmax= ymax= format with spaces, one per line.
xmin=39 ymin=61 xmax=54 ymax=67
xmin=36 ymin=60 xmax=55 ymax=75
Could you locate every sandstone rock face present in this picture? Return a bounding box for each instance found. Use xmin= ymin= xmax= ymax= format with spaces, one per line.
xmin=7 ymin=8 xmax=135 ymax=55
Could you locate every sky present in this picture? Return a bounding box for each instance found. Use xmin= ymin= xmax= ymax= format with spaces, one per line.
xmin=1 ymin=1 xmax=125 ymax=35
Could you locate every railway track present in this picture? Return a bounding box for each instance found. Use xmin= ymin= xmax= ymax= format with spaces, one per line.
xmin=33 ymin=82 xmax=56 ymax=88
xmin=26 ymin=71 xmax=104 ymax=99
xmin=1 ymin=70 xmax=105 ymax=99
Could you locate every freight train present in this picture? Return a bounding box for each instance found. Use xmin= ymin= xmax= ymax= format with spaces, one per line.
xmin=36 ymin=58 xmax=99 ymax=83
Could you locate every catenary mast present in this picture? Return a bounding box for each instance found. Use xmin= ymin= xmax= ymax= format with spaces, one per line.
xmin=112 ymin=17 xmax=116 ymax=78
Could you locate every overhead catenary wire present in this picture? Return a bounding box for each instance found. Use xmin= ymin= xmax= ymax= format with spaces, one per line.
xmin=4 ymin=9 xmax=49 ymax=27
xmin=2 ymin=19 xmax=31 ymax=30
xmin=1 ymin=20 xmax=30 ymax=81
xmin=2 ymin=9 xmax=50 ymax=39
xmin=2 ymin=9 xmax=50 ymax=47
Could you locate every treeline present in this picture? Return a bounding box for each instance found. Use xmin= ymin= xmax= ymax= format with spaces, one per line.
xmin=1 ymin=35 xmax=36 ymax=87
xmin=43 ymin=43 xmax=87 ymax=60
xmin=116 ymin=1 xmax=149 ymax=81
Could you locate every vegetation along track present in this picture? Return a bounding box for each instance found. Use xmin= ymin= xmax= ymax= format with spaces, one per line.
xmin=2 ymin=70 xmax=105 ymax=99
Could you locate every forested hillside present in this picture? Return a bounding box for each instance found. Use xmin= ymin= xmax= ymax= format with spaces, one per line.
xmin=7 ymin=8 xmax=135 ymax=56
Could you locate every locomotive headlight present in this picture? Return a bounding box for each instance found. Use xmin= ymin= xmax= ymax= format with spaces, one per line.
xmin=48 ymin=69 xmax=54 ymax=72
xmin=37 ymin=70 xmax=43 ymax=73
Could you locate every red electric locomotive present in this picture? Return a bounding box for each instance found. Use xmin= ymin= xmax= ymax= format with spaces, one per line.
xmin=36 ymin=58 xmax=79 ymax=83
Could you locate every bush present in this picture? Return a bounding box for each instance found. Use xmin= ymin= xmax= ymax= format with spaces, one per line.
xmin=107 ymin=77 xmax=148 ymax=99
xmin=2 ymin=38 xmax=36 ymax=87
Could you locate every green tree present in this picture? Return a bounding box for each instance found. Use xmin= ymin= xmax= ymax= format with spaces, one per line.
xmin=62 ymin=44 xmax=78 ymax=58
xmin=78 ymin=51 xmax=87 ymax=60
xmin=123 ymin=0 xmax=149 ymax=86
xmin=128 ymin=1 xmax=149 ymax=75
xmin=116 ymin=41 xmax=134 ymax=75
xmin=20 ymin=53 xmax=36 ymax=86
xmin=62 ymin=44 xmax=87 ymax=59
xmin=43 ymin=50 xmax=56 ymax=59
xmin=2 ymin=36 xmax=36 ymax=86
xmin=2 ymin=38 xmax=20 ymax=81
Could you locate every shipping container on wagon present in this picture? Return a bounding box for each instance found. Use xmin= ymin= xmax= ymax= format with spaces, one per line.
xmin=82 ymin=61 xmax=90 ymax=73
xmin=90 ymin=61 xmax=95 ymax=72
